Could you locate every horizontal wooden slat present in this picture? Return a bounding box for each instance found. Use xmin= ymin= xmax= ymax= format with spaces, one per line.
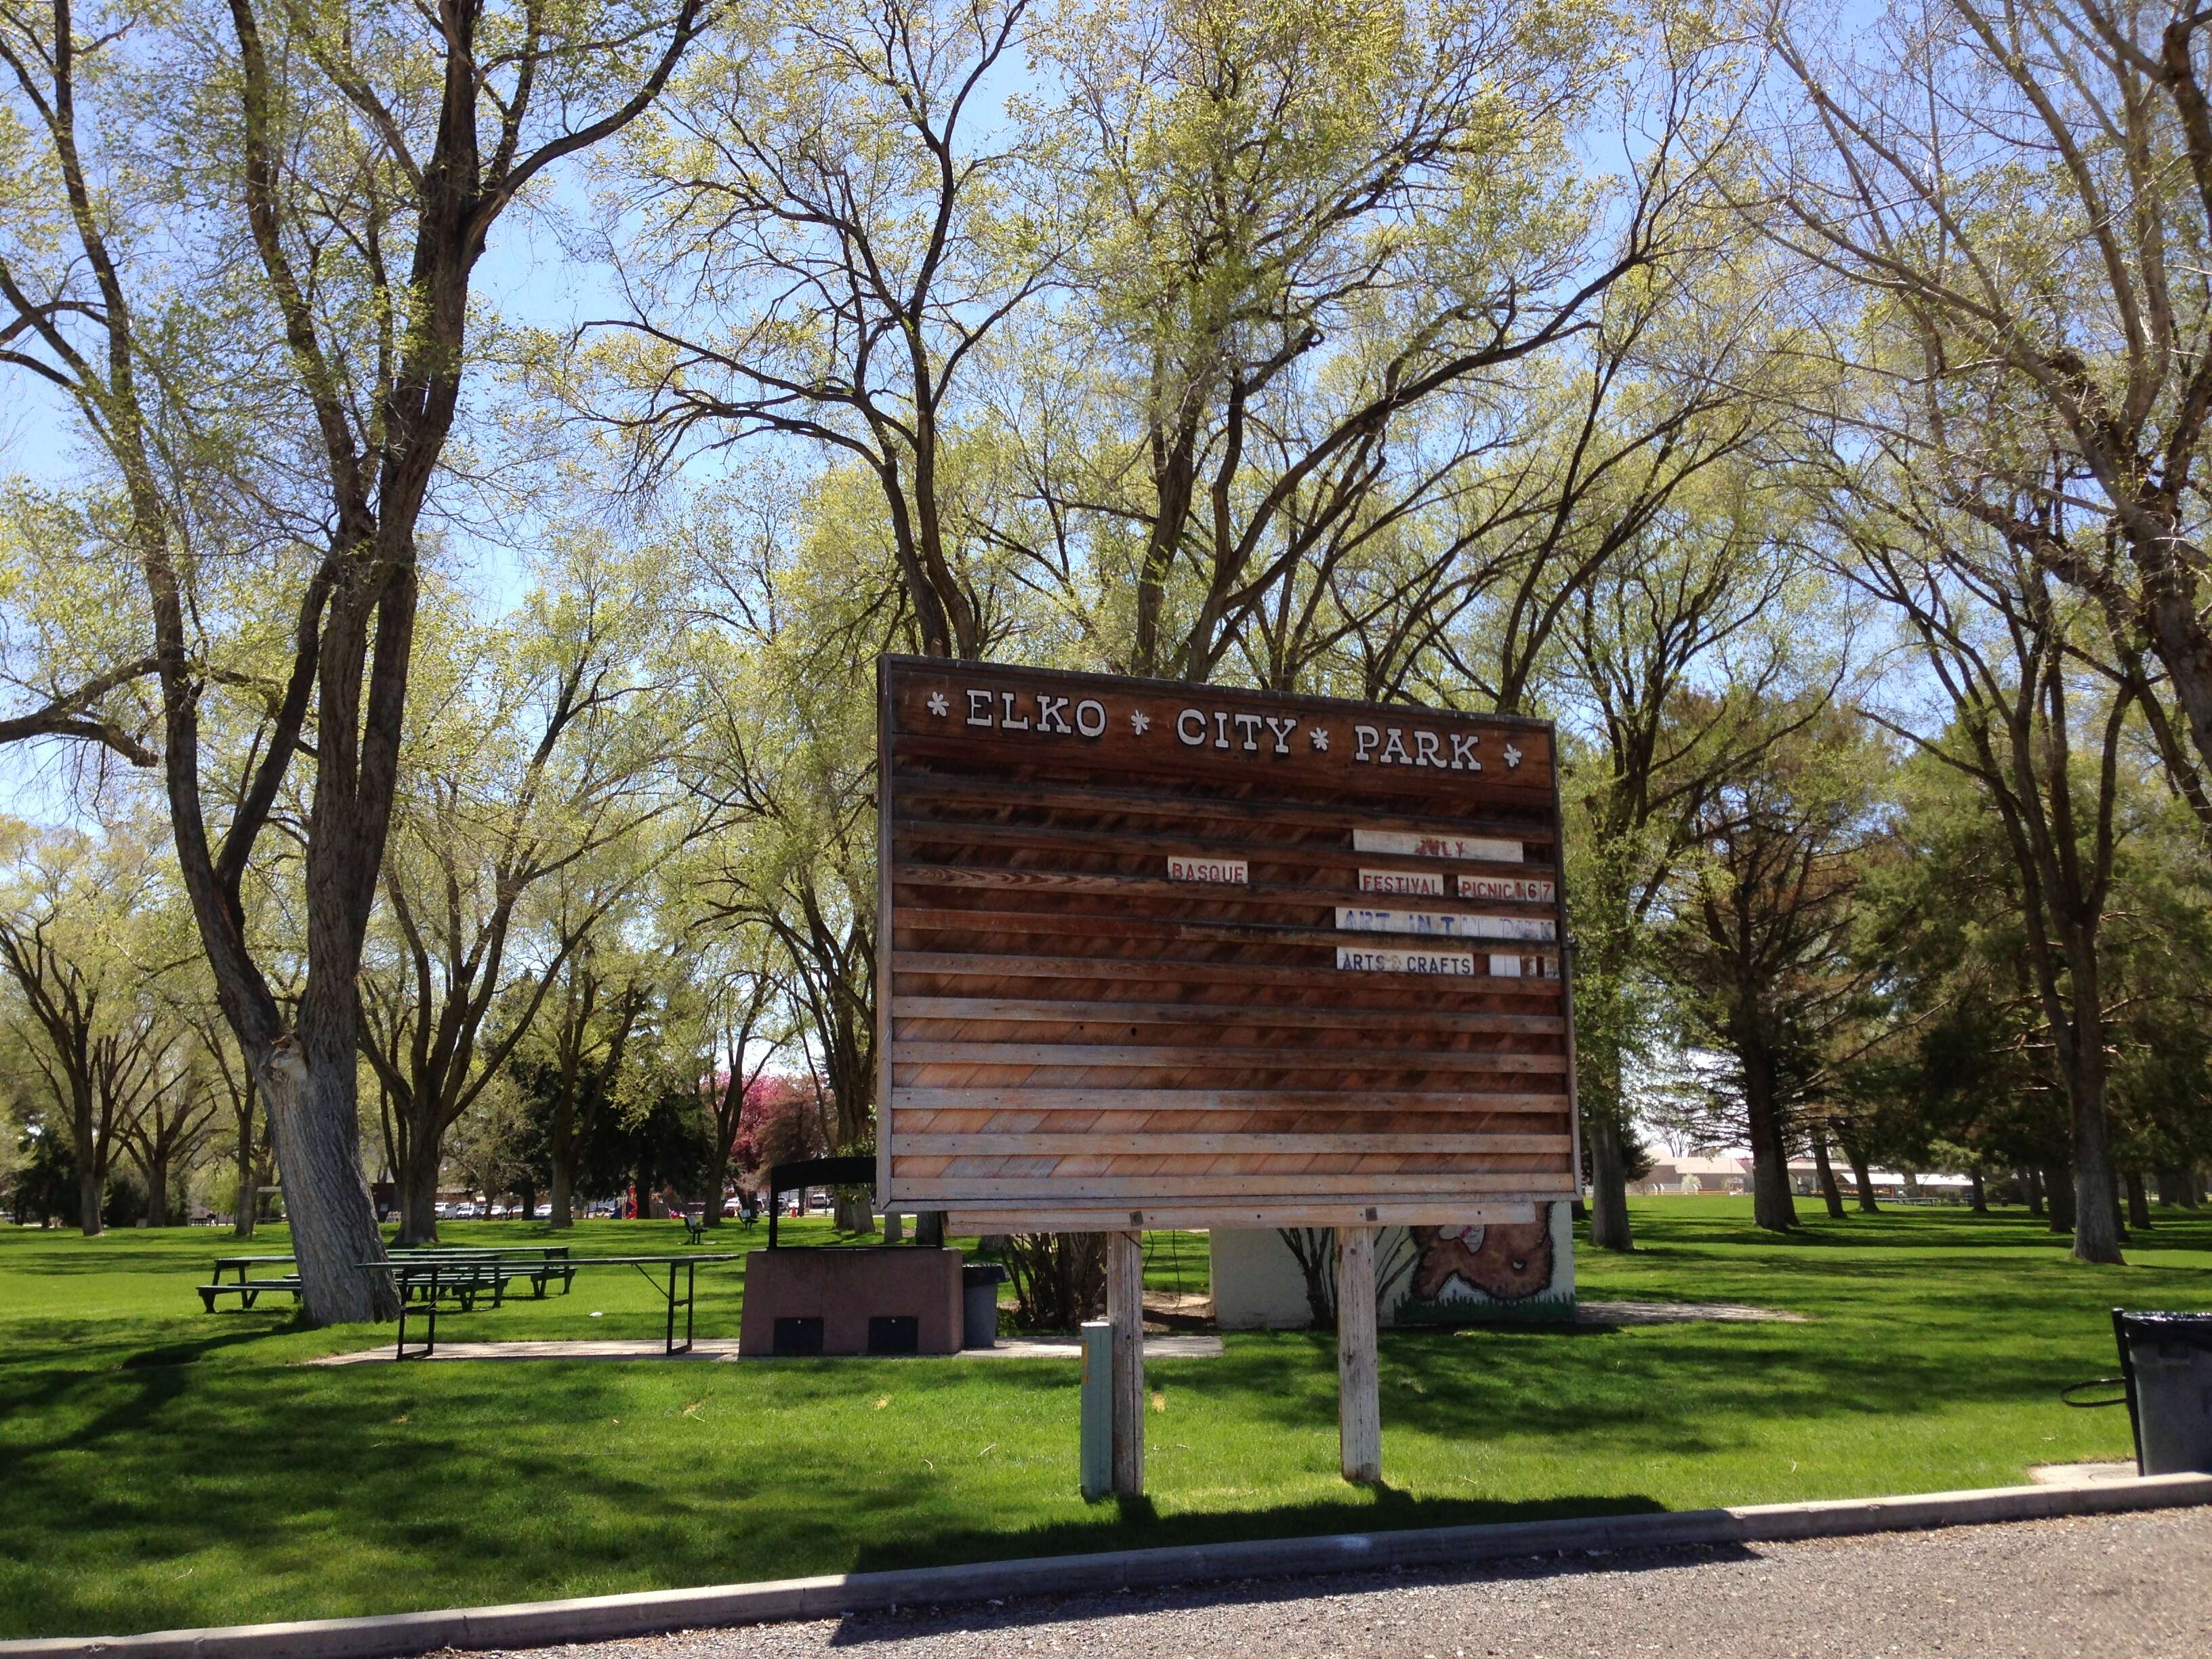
xmin=893 ymin=863 xmax=1559 ymax=915
xmin=937 ymin=1202 xmax=1542 ymax=1231
xmin=892 ymin=997 xmax=1564 ymax=1035
xmin=892 ymin=951 xmax=1562 ymax=998
xmin=896 ymin=1132 xmax=1573 ymax=1155
xmin=890 ymin=731 xmax=1557 ymax=805
xmin=895 ymin=816 xmax=1561 ymax=879
xmin=890 ymin=1087 xmax=1570 ymax=1113
xmin=896 ymin=906 xmax=1563 ymax=959
xmin=894 ymin=1042 xmax=1569 ymax=1073
xmin=895 ymin=1173 xmax=1572 ymax=1197
xmin=891 ymin=771 xmax=1555 ymax=843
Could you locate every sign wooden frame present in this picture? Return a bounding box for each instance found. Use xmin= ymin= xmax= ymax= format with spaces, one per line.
xmin=875 ymin=657 xmax=1581 ymax=1233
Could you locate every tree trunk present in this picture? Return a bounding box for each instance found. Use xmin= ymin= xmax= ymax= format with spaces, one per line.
xmin=2067 ymin=1079 xmax=2124 ymax=1265
xmin=77 ymin=1160 xmax=103 ymax=1237
xmin=834 ymin=1189 xmax=874 ymax=1233
xmin=396 ymin=1136 xmax=441 ymax=1246
xmin=2045 ymin=1160 xmax=2076 ymax=1233
xmin=2157 ymin=1166 xmax=2190 ymax=1208
xmin=2125 ymin=1170 xmax=2153 ymax=1233
xmin=232 ymin=1085 xmax=258 ymax=1240
xmin=1811 ymin=1129 xmax=1847 ymax=1219
xmin=145 ymin=1155 xmax=171 ymax=1227
xmin=260 ymin=1045 xmax=398 ymax=1323
xmin=1839 ymin=1132 xmax=1879 ymax=1212
xmin=703 ymin=1138 xmax=731 ymax=1229
xmin=2024 ymin=1166 xmax=2045 ymax=1217
xmin=1968 ymin=1167 xmax=1988 ymax=1214
xmin=1584 ymin=1107 xmax=1635 ymax=1252
xmin=1744 ymin=1051 xmax=1797 ymax=1233
xmin=547 ymin=1080 xmax=577 ymax=1231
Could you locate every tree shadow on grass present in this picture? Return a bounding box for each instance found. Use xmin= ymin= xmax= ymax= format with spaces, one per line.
xmin=1605 ymin=1209 xmax=2212 ymax=1256
xmin=1151 ymin=1311 xmax=2170 ymax=1463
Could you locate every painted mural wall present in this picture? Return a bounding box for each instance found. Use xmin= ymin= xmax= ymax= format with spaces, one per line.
xmin=1210 ymin=1202 xmax=1577 ymax=1330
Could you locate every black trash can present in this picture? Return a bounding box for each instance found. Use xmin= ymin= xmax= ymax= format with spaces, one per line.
xmin=2113 ymin=1310 xmax=2212 ymax=1475
xmin=962 ymin=1262 xmax=1009 ymax=1349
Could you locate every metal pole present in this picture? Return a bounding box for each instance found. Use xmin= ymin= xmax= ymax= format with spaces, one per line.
xmin=1078 ymin=1319 xmax=1113 ymax=1499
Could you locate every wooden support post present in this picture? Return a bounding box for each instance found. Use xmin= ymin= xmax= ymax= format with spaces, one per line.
xmin=1107 ymin=1229 xmax=1145 ymax=1496
xmin=1336 ymin=1225 xmax=1380 ymax=1484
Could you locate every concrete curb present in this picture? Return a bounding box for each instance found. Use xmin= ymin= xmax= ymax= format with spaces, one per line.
xmin=8 ymin=1473 xmax=2209 ymax=1659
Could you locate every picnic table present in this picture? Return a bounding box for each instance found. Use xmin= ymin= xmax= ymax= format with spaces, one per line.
xmin=359 ymin=1253 xmax=743 ymax=1359
xmin=197 ymin=1254 xmax=305 ymax=1311
xmin=197 ymin=1245 xmax=576 ymax=1314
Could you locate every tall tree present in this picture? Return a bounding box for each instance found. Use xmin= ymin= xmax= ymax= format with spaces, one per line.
xmin=1556 ymin=459 xmax=1819 ymax=1248
xmin=1661 ymin=705 xmax=1881 ymax=1233
xmin=578 ymin=0 xmax=1051 ymax=660
xmin=359 ymin=551 xmax=682 ymax=1242
xmin=1759 ymin=0 xmax=2212 ymax=830
xmin=1828 ymin=476 xmax=2137 ymax=1263
xmin=1012 ymin=0 xmax=1738 ymax=684
xmin=0 ymin=823 xmax=176 ymax=1233
xmin=0 ymin=0 xmax=704 ymax=1322
xmin=678 ymin=934 xmax=787 ymax=1227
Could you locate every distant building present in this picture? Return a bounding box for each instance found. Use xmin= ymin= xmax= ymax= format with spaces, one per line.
xmin=1631 ymin=1155 xmax=1748 ymax=1196
xmin=1780 ymin=1160 xmax=1975 ymax=1202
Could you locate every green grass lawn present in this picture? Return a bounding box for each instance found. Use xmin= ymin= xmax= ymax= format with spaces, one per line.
xmin=3 ymin=1199 xmax=2207 ymax=1639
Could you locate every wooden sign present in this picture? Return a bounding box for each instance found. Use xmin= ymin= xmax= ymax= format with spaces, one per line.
xmin=876 ymin=657 xmax=1581 ymax=1233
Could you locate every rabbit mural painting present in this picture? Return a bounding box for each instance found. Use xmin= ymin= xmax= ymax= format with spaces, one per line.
xmin=1211 ymin=1204 xmax=1577 ymax=1330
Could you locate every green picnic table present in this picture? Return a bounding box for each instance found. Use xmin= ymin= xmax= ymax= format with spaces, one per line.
xmin=358 ymin=1253 xmax=742 ymax=1359
xmin=198 ymin=1254 xmax=305 ymax=1311
xmin=197 ymin=1245 xmax=576 ymax=1314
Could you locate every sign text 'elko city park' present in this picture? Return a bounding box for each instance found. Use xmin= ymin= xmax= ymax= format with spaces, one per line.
xmin=875 ymin=657 xmax=1581 ymax=1234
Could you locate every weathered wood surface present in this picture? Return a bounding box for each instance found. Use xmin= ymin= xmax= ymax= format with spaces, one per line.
xmin=1337 ymin=1226 xmax=1382 ymax=1483
xmin=1107 ymin=1230 xmax=1145 ymax=1496
xmin=878 ymin=657 xmax=1580 ymax=1229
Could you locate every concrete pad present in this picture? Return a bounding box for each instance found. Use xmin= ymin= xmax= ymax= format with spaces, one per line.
xmin=303 ymin=1334 xmax=1225 ymax=1366
xmin=306 ymin=1340 xmax=746 ymax=1366
xmin=2028 ymin=1460 xmax=2139 ymax=1486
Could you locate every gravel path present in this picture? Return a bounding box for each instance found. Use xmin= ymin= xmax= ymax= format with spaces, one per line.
xmin=489 ymin=1507 xmax=2212 ymax=1659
